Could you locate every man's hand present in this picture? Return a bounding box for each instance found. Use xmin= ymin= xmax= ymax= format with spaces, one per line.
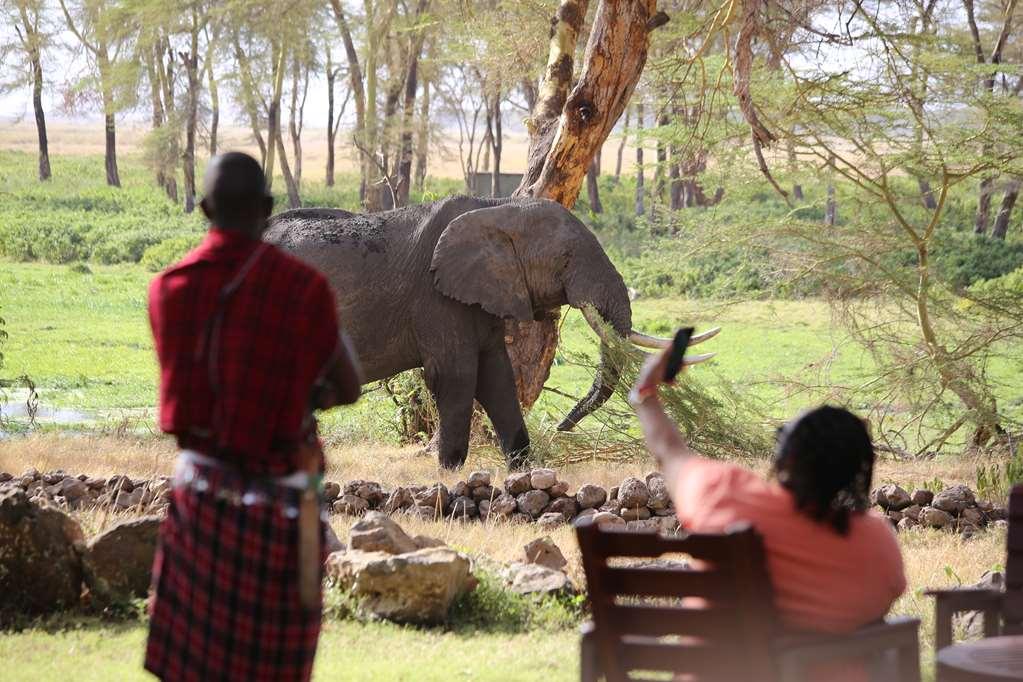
xmin=629 ymin=347 xmax=676 ymax=407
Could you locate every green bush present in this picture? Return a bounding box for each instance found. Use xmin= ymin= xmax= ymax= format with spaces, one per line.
xmin=932 ymin=233 xmax=1023 ymax=290
xmin=141 ymin=234 xmax=204 ymax=272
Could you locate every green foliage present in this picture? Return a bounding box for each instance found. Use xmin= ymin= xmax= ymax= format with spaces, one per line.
xmin=931 ymin=233 xmax=1023 ymax=291
xmin=976 ymin=445 xmax=1023 ymax=502
xmin=140 ymin=235 xmax=203 ymax=272
xmin=446 ymin=570 xmax=582 ymax=633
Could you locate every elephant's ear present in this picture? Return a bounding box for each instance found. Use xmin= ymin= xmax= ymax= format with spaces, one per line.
xmin=430 ymin=206 xmax=533 ymax=321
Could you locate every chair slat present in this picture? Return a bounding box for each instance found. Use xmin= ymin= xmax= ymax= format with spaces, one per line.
xmin=618 ymin=640 xmax=743 ymax=676
xmin=600 ymin=566 xmax=736 ymax=601
xmin=594 ymin=527 xmax=740 ymax=563
xmin=606 ymin=603 xmax=739 ymax=639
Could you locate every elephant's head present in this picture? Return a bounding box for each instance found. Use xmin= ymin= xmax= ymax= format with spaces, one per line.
xmin=430 ymin=198 xmax=716 ymax=430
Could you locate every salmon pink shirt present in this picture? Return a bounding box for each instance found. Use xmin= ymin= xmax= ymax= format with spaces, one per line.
xmin=674 ymin=457 xmax=907 ymax=634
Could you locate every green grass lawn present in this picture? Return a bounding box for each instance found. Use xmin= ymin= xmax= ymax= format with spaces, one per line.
xmin=0 ymin=618 xmax=577 ymax=681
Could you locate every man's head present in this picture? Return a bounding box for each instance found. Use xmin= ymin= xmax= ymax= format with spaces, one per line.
xmin=199 ymin=152 xmax=273 ymax=236
xmin=772 ymin=405 xmax=874 ymax=535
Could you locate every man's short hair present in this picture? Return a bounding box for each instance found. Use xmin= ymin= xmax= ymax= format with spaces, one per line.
xmin=201 ymin=152 xmax=272 ymax=231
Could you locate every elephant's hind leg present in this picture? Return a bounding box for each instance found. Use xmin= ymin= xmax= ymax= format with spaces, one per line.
xmin=475 ymin=347 xmax=530 ymax=470
xmin=424 ymin=360 xmax=477 ymax=470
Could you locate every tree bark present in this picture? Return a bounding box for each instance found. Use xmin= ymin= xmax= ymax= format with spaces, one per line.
xmin=586 ymin=157 xmax=602 ymax=212
xmin=275 ymin=129 xmax=301 ymax=209
xmin=414 ymin=76 xmax=431 ymax=190
xmin=509 ymin=0 xmax=659 ymax=411
xmin=992 ymin=179 xmax=1020 ymax=239
xmin=614 ymin=106 xmax=628 ymax=182
xmin=326 ymin=48 xmax=338 ymax=187
xmin=975 ymin=177 xmax=994 ymax=234
xmin=289 ymin=54 xmax=308 ymax=189
xmin=232 ymin=36 xmax=267 ymax=166
xmin=98 ymin=50 xmax=120 ymax=188
xmin=265 ymin=43 xmax=286 ymax=192
xmin=654 ymin=110 xmax=668 ymax=203
xmin=825 ymin=154 xmax=837 ymax=226
xmin=634 ymin=101 xmax=645 ymax=216
xmin=206 ymin=27 xmax=219 ymax=157
xmin=181 ymin=23 xmax=202 ymax=213
xmin=396 ymin=0 xmax=430 ymax=207
xmin=489 ymin=89 xmax=502 ymax=197
xmin=30 ymin=41 xmax=50 ymax=181
xmin=330 ymin=0 xmax=368 ymax=201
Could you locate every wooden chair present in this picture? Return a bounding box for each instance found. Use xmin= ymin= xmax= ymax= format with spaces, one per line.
xmin=576 ymin=521 xmax=921 ymax=682
xmin=927 ymin=484 xmax=1023 ymax=651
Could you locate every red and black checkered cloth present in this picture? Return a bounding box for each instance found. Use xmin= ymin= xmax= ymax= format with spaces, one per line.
xmin=148 ymin=227 xmax=340 ymax=476
xmin=145 ymin=228 xmax=340 ymax=681
xmin=145 ymin=463 xmax=325 ymax=682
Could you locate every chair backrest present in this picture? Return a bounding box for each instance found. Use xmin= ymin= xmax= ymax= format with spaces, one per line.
xmin=1004 ymin=484 xmax=1023 ymax=634
xmin=576 ymin=521 xmax=779 ymax=682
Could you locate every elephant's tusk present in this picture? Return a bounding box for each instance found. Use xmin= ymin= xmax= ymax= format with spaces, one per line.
xmin=628 ymin=326 xmax=721 ymax=349
xmin=683 ymin=352 xmax=716 ymax=365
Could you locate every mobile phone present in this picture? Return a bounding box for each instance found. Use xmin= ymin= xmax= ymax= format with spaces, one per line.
xmin=663 ymin=327 xmax=694 ymax=383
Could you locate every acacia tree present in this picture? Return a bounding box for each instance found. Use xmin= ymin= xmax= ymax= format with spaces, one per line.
xmin=2 ymin=0 xmax=52 ymax=181
xmin=59 ymin=0 xmax=133 ymax=187
xmin=508 ymin=0 xmax=665 ymax=409
xmin=763 ymin=0 xmax=1023 ymax=450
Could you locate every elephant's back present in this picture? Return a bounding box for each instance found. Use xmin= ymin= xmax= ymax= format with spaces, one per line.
xmin=264 ymin=208 xmax=381 ymax=250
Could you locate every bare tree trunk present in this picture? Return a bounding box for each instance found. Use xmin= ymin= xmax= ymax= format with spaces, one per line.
xmin=634 ymin=101 xmax=644 ymax=217
xmin=786 ymin=138 xmax=802 ymax=200
xmin=992 ymin=179 xmax=1020 ymax=239
xmin=98 ymin=50 xmax=121 ymax=188
xmin=289 ymin=54 xmax=308 ymax=190
xmin=330 ymin=0 xmax=368 ymax=201
xmin=232 ymin=36 xmax=267 ymax=166
xmin=180 ymin=23 xmax=202 ymax=214
xmin=396 ymin=1 xmax=430 ymax=207
xmin=414 ymin=76 xmax=430 ymax=190
xmin=30 ymin=45 xmax=51 ymax=181
xmin=265 ymin=43 xmax=286 ymax=192
xmin=156 ymin=41 xmax=179 ymax=202
xmin=586 ymin=158 xmax=602 ymax=212
xmin=206 ymin=29 xmax=220 ymax=157
xmin=275 ymin=129 xmax=301 ymax=208
xmin=975 ymin=177 xmax=994 ymax=234
xmin=825 ymin=154 xmax=837 ymax=226
xmin=614 ymin=106 xmax=629 ymax=183
xmin=654 ymin=110 xmax=667 ymax=203
xmin=326 ymin=48 xmax=337 ymax=187
xmin=489 ymin=89 xmax=502 ymax=197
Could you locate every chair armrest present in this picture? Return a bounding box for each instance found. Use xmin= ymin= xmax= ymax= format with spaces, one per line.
xmin=774 ymin=618 xmax=920 ymax=682
xmin=579 ymin=621 xmax=598 ymax=682
xmin=926 ymin=588 xmax=1003 ymax=650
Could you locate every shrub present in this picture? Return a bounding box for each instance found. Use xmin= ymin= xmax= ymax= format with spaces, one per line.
xmin=92 ymin=230 xmax=166 ymax=265
xmin=140 ymin=234 xmax=203 ymax=272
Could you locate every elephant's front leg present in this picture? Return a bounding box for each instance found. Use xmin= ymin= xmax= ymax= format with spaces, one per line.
xmin=476 ymin=345 xmax=530 ymax=470
xmin=423 ymin=359 xmax=477 ymax=469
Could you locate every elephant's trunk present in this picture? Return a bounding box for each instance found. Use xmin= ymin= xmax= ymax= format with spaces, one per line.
xmin=556 ymin=306 xmax=629 ymax=432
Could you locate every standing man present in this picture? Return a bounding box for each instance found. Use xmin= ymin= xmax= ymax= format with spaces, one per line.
xmin=145 ymin=152 xmax=362 ymax=681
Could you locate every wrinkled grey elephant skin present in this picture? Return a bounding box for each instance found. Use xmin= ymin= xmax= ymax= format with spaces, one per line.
xmin=265 ymin=196 xmax=632 ymax=469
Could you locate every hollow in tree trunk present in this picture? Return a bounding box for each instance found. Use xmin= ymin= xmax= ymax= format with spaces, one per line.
xmin=509 ymin=0 xmax=660 ymax=410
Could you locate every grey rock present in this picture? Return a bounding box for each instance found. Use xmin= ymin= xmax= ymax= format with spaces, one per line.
xmin=572 ymin=508 xmax=598 ymax=526
xmin=411 ymin=535 xmax=446 ymax=550
xmin=529 ymin=468 xmax=557 ymax=491
xmin=545 ymin=496 xmax=578 ymax=521
xmin=591 ymin=511 xmax=626 ymax=528
xmin=325 ymin=524 xmax=346 ymax=554
xmin=0 ymin=489 xmax=85 ymax=616
xmin=349 ymin=511 xmax=418 ymax=555
xmin=618 ymin=478 xmax=650 ymax=509
xmin=504 ymin=472 xmax=532 ymax=496
xmin=932 ymin=485 xmax=976 ymax=515
xmin=620 ymin=506 xmax=651 ymax=522
xmin=960 ymin=572 xmax=1004 ymax=638
xmin=536 ymin=512 xmax=564 ymax=529
xmin=333 ymin=494 xmax=370 ymax=516
xmin=410 ymin=504 xmax=441 ymax=521
xmin=326 ymin=548 xmax=475 ymax=624
xmin=414 ymin=483 xmax=450 ymax=512
xmin=897 ymin=517 xmax=919 ymax=532
xmin=504 ymin=562 xmax=575 ymax=596
xmin=576 ymin=484 xmax=607 ymax=510
xmin=382 ymin=487 xmax=414 ymax=514
xmin=902 ymin=504 xmax=922 ymax=521
xmin=873 ymin=484 xmax=912 ymax=511
xmin=470 ymin=485 xmax=496 ymax=504
xmin=609 ymin=486 xmax=619 ymax=503
xmin=346 ymin=480 xmax=386 ymax=508
xmin=83 ymin=516 xmax=161 ymax=602
xmin=114 ymin=488 xmax=146 ymax=510
xmin=467 ymin=471 xmax=491 ymax=488
xmin=959 ymin=522 xmax=979 ymax=540
xmin=516 ymin=490 xmax=550 ymax=518
xmin=548 ymin=481 xmax=570 ymax=498
xmin=888 ymin=511 xmax=904 ymax=524
xmin=522 ymin=536 xmax=567 ymax=570
xmin=911 ymin=489 xmax=934 ymax=507
xmin=449 ymin=496 xmax=477 ymax=520
xmin=989 ymin=507 xmax=1008 ymax=521
xmin=477 ymin=500 xmax=492 ymax=519
xmin=450 ymin=481 xmax=470 ymax=499
xmin=322 ymin=481 xmax=341 ymax=503
xmin=961 ymin=507 xmax=987 ymax=527
xmin=489 ymin=493 xmax=518 ymax=516
xmin=626 ymin=518 xmax=661 ymax=532
xmin=646 ymin=473 xmax=670 ymax=511
xmin=106 ymin=475 xmax=134 ymax=494
xmin=58 ymin=477 xmax=88 ymax=502
xmin=919 ymin=506 xmax=954 ymax=529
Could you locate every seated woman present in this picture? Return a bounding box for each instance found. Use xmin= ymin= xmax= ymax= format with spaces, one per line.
xmin=629 ymin=348 xmax=906 ymax=636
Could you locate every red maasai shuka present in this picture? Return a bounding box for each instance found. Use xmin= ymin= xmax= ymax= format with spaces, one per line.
xmin=145 ymin=228 xmax=339 ymax=681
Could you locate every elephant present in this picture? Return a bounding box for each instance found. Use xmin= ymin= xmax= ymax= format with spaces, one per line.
xmin=264 ymin=195 xmax=716 ymax=469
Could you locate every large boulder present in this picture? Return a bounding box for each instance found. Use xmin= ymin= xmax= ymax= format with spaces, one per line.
xmin=920 ymin=506 xmax=954 ymax=529
xmin=872 ymin=484 xmax=912 ymax=511
xmin=349 ymin=511 xmax=418 ymax=555
xmin=529 ymin=468 xmax=557 ymax=491
xmin=618 ymin=478 xmax=650 ymax=509
xmin=82 ymin=516 xmax=161 ymax=602
xmin=326 ymin=547 xmax=474 ymax=624
xmin=576 ymin=484 xmax=607 ymax=510
xmin=504 ymin=472 xmax=532 ymax=496
xmin=0 ymin=489 xmax=85 ymax=616
xmin=516 ymin=490 xmax=550 ymax=518
xmin=645 ymin=473 xmax=671 ymax=511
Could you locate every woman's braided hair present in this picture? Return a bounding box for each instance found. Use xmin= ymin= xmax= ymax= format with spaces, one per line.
xmin=772 ymin=405 xmax=874 ymax=536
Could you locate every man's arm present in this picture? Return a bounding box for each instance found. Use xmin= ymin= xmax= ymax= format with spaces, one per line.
xmin=314 ymin=332 xmax=364 ymax=409
xmin=630 ymin=349 xmax=701 ymax=485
